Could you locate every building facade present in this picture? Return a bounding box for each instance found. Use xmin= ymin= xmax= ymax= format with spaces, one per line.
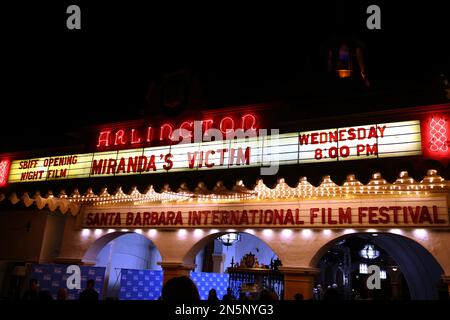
xmin=0 ymin=103 xmax=449 ymax=300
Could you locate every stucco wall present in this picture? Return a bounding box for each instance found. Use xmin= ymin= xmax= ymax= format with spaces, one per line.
xmin=39 ymin=214 xmax=66 ymax=263
xmin=0 ymin=210 xmax=49 ymax=262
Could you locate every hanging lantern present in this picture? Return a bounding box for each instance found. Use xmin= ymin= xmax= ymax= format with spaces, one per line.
xmin=218 ymin=233 xmax=241 ymax=246
xmin=336 ymin=44 xmax=353 ymax=78
xmin=359 ymin=244 xmax=380 ymax=259
xmin=327 ymin=39 xmax=370 ymax=87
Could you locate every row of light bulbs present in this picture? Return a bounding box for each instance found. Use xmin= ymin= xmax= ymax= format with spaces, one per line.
xmin=1 ymin=170 xmax=448 ymax=207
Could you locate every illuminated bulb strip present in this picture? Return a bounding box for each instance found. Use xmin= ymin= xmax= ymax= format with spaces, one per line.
xmin=12 ymin=170 xmax=450 ymax=206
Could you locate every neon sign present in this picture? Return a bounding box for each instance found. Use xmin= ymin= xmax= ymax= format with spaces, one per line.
xmin=0 ymin=160 xmax=10 ymax=187
xmin=96 ymin=113 xmax=258 ymax=149
xmin=429 ymin=117 xmax=448 ymax=152
xmin=422 ymin=114 xmax=450 ymax=159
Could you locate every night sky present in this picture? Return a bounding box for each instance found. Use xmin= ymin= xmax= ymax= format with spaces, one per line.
xmin=2 ymin=1 xmax=449 ymax=153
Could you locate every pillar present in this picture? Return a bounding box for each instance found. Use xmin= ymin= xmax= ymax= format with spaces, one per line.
xmin=159 ymin=262 xmax=196 ymax=285
xmin=212 ymin=240 xmax=225 ymax=273
xmin=442 ymin=275 xmax=450 ymax=297
xmin=388 ymin=269 xmax=402 ymax=300
xmin=211 ymin=254 xmax=226 ymax=273
xmin=280 ymin=266 xmax=319 ymax=300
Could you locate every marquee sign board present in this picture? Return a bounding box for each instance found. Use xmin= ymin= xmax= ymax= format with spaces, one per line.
xmin=5 ymin=120 xmax=422 ymax=184
xmin=80 ymin=195 xmax=449 ymax=229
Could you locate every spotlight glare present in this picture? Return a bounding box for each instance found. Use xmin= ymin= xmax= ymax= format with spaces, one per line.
xmin=282 ymin=229 xmax=293 ymax=238
xmin=301 ymin=229 xmax=312 ymax=238
xmin=194 ymin=229 xmax=204 ymax=238
xmin=263 ymin=229 xmax=273 ymax=237
xmin=244 ymin=229 xmax=255 ymax=234
xmin=414 ymin=229 xmax=428 ymax=239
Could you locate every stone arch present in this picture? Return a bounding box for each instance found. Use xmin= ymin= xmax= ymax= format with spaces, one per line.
xmin=182 ymin=231 xmax=281 ymax=266
xmin=81 ymin=231 xmax=163 ymax=299
xmin=82 ymin=231 xmax=159 ymax=264
xmin=310 ymin=232 xmax=445 ymax=299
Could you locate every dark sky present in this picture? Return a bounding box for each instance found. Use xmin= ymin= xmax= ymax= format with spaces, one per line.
xmin=1 ymin=1 xmax=449 ymax=152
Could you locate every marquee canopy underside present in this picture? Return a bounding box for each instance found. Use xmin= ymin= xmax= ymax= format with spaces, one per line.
xmin=0 ymin=169 xmax=449 ymax=217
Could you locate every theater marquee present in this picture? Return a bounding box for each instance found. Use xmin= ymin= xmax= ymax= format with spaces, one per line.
xmin=6 ymin=120 xmax=422 ymax=184
xmin=79 ymin=195 xmax=449 ymax=229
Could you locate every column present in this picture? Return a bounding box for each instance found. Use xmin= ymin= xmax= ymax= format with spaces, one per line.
xmin=279 ymin=266 xmax=320 ymax=300
xmin=442 ymin=275 xmax=450 ymax=297
xmin=211 ymin=254 xmax=226 ymax=273
xmin=388 ymin=269 xmax=402 ymax=300
xmin=159 ymin=262 xmax=196 ymax=285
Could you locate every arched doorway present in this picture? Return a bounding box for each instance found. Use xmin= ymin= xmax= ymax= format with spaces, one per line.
xmin=83 ymin=231 xmax=162 ymax=299
xmin=184 ymin=231 xmax=283 ymax=300
xmin=311 ymin=232 xmax=445 ymax=300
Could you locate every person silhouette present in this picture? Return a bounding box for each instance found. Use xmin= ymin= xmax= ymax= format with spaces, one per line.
xmin=161 ymin=276 xmax=200 ymax=302
xmin=207 ymin=288 xmax=219 ymax=302
xmin=222 ymin=287 xmax=235 ymax=301
xmin=22 ymin=279 xmax=39 ymax=301
xmin=78 ymin=279 xmax=99 ymax=301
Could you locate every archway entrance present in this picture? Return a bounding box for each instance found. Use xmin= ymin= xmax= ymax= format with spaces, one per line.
xmin=188 ymin=231 xmax=282 ymax=300
xmin=313 ymin=232 xmax=445 ymax=300
xmin=84 ymin=231 xmax=162 ymax=299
